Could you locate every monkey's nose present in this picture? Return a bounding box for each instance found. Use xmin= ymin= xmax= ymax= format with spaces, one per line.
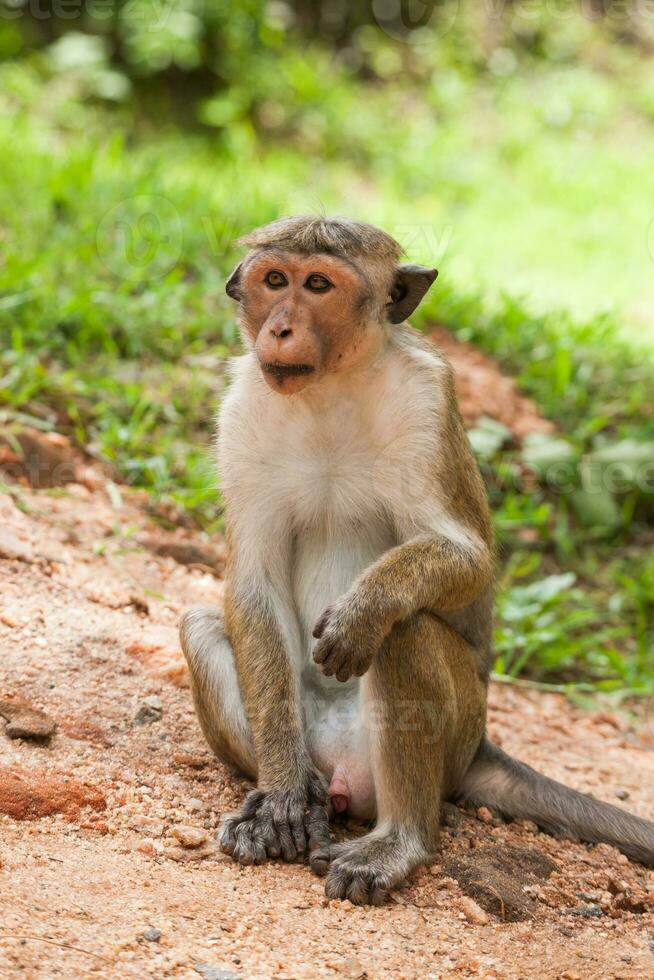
xmin=270 ymin=323 xmax=292 ymax=339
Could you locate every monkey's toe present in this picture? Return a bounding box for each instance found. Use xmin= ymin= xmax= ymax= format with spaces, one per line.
xmin=324 ymin=859 xmax=390 ymax=906
xmin=309 ymin=845 xmax=331 ymax=876
xmin=221 ymin=818 xmax=267 ymax=865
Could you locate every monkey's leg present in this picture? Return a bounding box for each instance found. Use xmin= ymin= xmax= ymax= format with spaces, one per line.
xmin=322 ymin=613 xmax=486 ymax=905
xmin=179 ymin=606 xmax=256 ymax=779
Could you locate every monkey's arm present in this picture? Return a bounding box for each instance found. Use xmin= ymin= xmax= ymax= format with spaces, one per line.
xmin=313 ymin=528 xmax=493 ymax=682
xmin=221 ymin=589 xmax=329 ymax=865
xmin=225 ymin=592 xmax=309 ymax=792
xmin=313 ymin=365 xmax=494 ymax=682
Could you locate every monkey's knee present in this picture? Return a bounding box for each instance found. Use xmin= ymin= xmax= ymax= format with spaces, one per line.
xmin=180 ymin=605 xmax=227 ymax=677
xmin=179 ymin=606 xmax=255 ymax=777
xmin=373 ymin=611 xmax=485 ymax=798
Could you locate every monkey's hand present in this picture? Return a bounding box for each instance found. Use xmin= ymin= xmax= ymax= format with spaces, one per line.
xmin=312 ymin=592 xmax=387 ymax=682
xmin=220 ymin=768 xmax=330 ymax=867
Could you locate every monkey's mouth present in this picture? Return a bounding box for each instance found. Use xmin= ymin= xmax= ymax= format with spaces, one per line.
xmin=261 ymin=362 xmax=316 ymax=383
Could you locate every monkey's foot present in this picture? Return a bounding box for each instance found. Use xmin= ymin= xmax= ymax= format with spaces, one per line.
xmin=322 ymin=828 xmax=429 ymax=906
xmin=220 ymin=773 xmax=330 ymax=866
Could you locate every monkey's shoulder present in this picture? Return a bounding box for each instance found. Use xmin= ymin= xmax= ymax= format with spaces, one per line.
xmin=389 ymin=325 xmax=453 ymax=387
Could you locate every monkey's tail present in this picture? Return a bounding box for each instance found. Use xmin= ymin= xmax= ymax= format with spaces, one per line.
xmin=458 ymin=737 xmax=654 ymax=867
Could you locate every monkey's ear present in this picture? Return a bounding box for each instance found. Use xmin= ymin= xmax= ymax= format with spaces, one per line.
xmin=386 ymin=264 xmax=438 ymax=324
xmin=225 ymin=262 xmax=243 ymax=301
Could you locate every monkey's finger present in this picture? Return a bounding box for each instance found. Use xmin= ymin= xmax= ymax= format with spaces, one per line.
xmin=306 ymin=798 xmax=330 ymax=836
xmin=311 ymin=636 xmax=334 ymax=665
xmin=306 ymin=802 xmax=331 ymax=863
xmin=240 ymin=789 xmax=265 ymax=819
xmin=219 ymin=815 xmax=239 ymax=855
xmin=259 ymin=818 xmax=281 ymax=858
xmin=275 ymin=819 xmax=298 ymax=862
xmin=309 ymin=846 xmax=331 ymax=876
xmin=264 ymin=831 xmax=281 ymax=859
xmin=233 ymin=822 xmax=263 ymax=866
xmin=289 ymin=813 xmax=307 ymax=856
xmin=312 ymin=606 xmax=333 ymax=639
xmin=251 ymin=833 xmax=268 ymax=865
xmin=319 ymin=645 xmax=348 ymax=677
xmin=308 ymin=770 xmax=328 ymax=806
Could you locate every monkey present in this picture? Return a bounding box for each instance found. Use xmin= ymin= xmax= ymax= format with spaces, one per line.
xmin=180 ymin=214 xmax=654 ymax=906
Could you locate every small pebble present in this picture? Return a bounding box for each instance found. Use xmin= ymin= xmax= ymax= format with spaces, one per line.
xmin=570 ymin=904 xmax=602 ymax=918
xmin=141 ymin=927 xmax=162 ymax=943
xmin=195 ymin=964 xmax=240 ymax=980
xmin=0 ymin=699 xmax=56 ymax=741
xmin=476 ymin=806 xmax=493 ymax=825
xmin=615 ymin=789 xmax=630 ymax=801
xmin=607 ymin=876 xmax=627 ymax=895
xmin=336 ymin=956 xmax=367 ymax=978
xmin=459 ymin=896 xmax=489 ymax=925
xmin=173 ymin=752 xmax=206 ymax=769
xmin=134 ymin=696 xmax=163 ymax=726
xmin=171 ymin=825 xmax=209 ymax=849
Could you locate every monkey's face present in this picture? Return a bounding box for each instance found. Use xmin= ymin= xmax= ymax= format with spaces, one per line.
xmin=228 ymin=250 xmax=381 ymax=395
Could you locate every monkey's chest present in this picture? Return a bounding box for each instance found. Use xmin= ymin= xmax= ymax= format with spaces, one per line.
xmin=282 ymin=434 xmax=396 ymax=642
xmin=292 ymin=517 xmax=394 ymax=655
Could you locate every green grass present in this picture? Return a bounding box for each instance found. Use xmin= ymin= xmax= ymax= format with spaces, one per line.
xmin=0 ymin=41 xmax=653 ymax=693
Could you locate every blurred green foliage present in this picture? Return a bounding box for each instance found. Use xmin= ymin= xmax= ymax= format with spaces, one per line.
xmin=0 ymin=1 xmax=652 ymax=691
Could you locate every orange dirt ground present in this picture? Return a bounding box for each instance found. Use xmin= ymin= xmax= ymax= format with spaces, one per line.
xmin=0 ymin=480 xmax=653 ymax=979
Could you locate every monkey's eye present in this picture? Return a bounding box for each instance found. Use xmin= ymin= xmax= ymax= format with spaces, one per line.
xmin=264 ymin=270 xmax=288 ymax=289
xmin=304 ymin=274 xmax=332 ymax=293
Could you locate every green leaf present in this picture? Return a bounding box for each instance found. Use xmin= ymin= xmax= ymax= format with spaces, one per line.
xmin=521 ymin=434 xmax=578 ymax=483
xmin=571 ymin=487 xmax=620 ymax=529
xmin=468 ymin=417 xmax=512 ymax=459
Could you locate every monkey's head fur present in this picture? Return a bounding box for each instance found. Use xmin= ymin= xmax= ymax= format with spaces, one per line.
xmin=225 ymin=215 xmax=438 ymax=395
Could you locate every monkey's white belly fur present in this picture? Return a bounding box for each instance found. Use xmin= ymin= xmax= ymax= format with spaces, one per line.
xmin=293 ymin=520 xmax=394 ymax=817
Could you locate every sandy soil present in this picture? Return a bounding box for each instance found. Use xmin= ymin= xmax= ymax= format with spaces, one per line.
xmin=0 ymin=473 xmax=653 ymax=979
